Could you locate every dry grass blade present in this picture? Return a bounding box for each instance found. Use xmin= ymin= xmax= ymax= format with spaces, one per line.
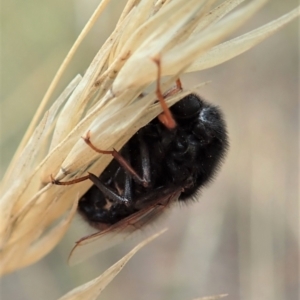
xmin=112 ymin=0 xmax=268 ymax=91
xmin=58 ymin=229 xmax=167 ymax=300
xmin=187 ymin=6 xmax=300 ymax=72
xmin=0 ymin=76 xmax=81 ymax=247
xmin=1 ymin=199 xmax=77 ymax=274
xmin=3 ymin=0 xmax=113 ymax=184
xmin=0 ymin=0 xmax=299 ymax=276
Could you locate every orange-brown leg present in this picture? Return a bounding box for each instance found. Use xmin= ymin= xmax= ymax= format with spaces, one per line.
xmin=51 ymin=174 xmax=90 ymax=185
xmin=152 ymin=57 xmax=179 ymax=130
xmin=52 ymin=173 xmax=132 ymax=205
xmin=163 ymin=79 xmax=182 ymax=98
xmin=82 ymin=131 xmax=149 ymax=187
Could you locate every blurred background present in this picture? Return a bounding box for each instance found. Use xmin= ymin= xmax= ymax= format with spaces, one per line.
xmin=0 ymin=0 xmax=299 ymax=299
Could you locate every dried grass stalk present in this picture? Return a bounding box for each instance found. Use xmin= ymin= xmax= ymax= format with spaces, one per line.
xmin=58 ymin=229 xmax=167 ymax=300
xmin=59 ymin=229 xmax=228 ymax=300
xmin=0 ymin=0 xmax=299 ymax=276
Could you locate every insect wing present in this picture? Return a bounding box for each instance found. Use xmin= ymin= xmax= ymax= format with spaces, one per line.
xmin=68 ymin=189 xmax=181 ymax=265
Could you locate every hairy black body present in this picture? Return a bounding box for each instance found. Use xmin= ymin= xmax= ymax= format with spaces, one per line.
xmin=78 ymin=94 xmax=228 ymax=227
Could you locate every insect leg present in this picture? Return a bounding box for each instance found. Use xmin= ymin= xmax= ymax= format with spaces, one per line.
xmin=152 ymin=57 xmax=177 ymax=129
xmin=88 ymin=173 xmax=131 ymax=205
xmin=51 ymin=174 xmax=90 ymax=185
xmin=115 ymin=147 xmax=133 ymax=202
xmin=137 ymin=132 xmax=151 ymax=185
xmin=122 ymin=170 xmax=133 ymax=203
xmin=83 ymin=131 xmax=150 ymax=187
xmin=52 ymin=172 xmax=131 ymax=205
xmin=163 ymin=79 xmax=183 ymax=98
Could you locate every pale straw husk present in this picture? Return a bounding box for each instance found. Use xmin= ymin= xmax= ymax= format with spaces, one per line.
xmin=0 ymin=0 xmax=299 ymax=283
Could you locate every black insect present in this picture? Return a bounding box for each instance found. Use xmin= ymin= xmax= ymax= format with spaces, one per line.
xmin=52 ymin=67 xmax=228 ymax=263
xmin=78 ymin=93 xmax=228 ymax=226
